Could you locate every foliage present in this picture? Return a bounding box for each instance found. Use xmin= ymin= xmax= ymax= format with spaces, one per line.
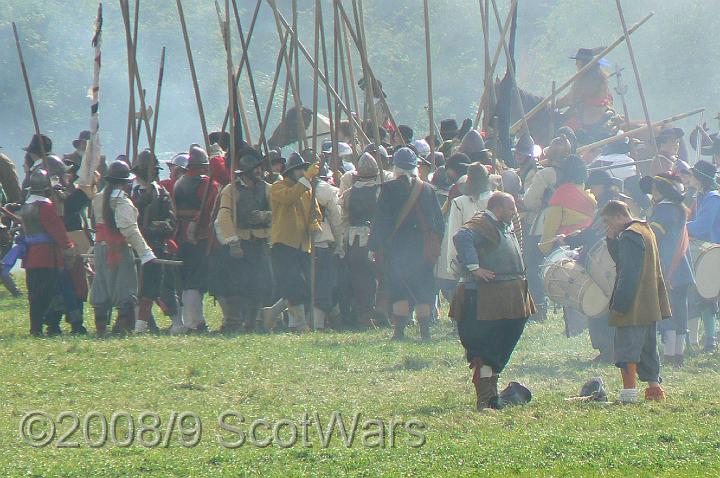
xmin=0 ymin=0 xmax=717 ymax=168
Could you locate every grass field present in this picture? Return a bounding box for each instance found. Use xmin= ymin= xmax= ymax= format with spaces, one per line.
xmin=1 ymin=281 xmax=719 ymax=477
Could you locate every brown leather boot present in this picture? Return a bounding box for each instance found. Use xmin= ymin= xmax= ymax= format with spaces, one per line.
xmin=391 ymin=315 xmax=409 ymax=341
xmin=474 ymin=375 xmax=499 ymax=411
xmin=94 ymin=308 xmax=109 ymax=339
xmin=418 ymin=318 xmax=431 ymax=342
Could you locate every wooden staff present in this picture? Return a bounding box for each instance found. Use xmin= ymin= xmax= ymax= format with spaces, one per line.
xmin=615 ymin=1 xmax=657 ymax=156
xmin=311 ymin=0 xmax=321 ymax=158
xmin=549 ymin=81 xmax=556 ymax=142
xmin=478 ymin=0 xmax=491 ymax=130
xmin=119 ymin=0 xmax=136 ymax=159
xmin=12 ymin=22 xmax=49 ymax=169
xmin=221 ymin=0 xmax=261 ymax=132
xmin=308 ymin=0 xmax=323 ymax=331
xmin=123 ymin=2 xmax=154 ymax=154
xmin=267 ymin=0 xmax=307 ymax=151
xmin=257 ymin=31 xmax=290 ymax=153
xmin=335 ymin=1 xmax=358 ymax=156
xmin=475 ymin=0 xmax=516 ymax=127
xmin=318 ymin=0 xmax=336 ymax=157
xmin=422 ymin=0 xmax=436 ymax=163
xmin=292 ymin=0 xmax=305 ymax=151
xmin=214 ymin=0 xmax=252 ymax=144
xmin=150 ymin=47 xmax=166 ymax=152
xmin=175 ymin=0 xmax=210 ymax=150
xmin=341 ymin=15 xmax=361 ymax=128
xmin=490 ymin=0 xmax=528 ymax=137
xmin=353 ymin=0 xmax=380 ymax=149
xmin=511 ymin=11 xmax=654 ymax=134
xmin=576 ymin=108 xmax=704 ymax=154
xmin=335 ymin=0 xmax=400 ymax=147
xmin=231 ymin=0 xmax=266 ymax=153
xmin=269 ymin=2 xmax=371 ymax=145
xmin=223 ymin=0 xmax=238 ymax=230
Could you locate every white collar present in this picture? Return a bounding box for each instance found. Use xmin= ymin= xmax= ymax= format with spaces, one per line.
xmin=111 ymin=189 xmax=128 ymax=199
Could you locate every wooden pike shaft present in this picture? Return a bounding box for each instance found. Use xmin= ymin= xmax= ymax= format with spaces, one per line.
xmin=311 ymin=0 xmax=321 ymax=157
xmin=422 ymin=0 xmax=436 ymax=162
xmin=267 ymin=0 xmax=306 ymax=151
xmin=214 ymin=0 xmax=252 ymax=144
xmin=475 ymin=0 xmax=515 ymax=127
xmin=292 ymin=0 xmax=304 ymax=151
xmin=176 ymin=0 xmax=210 ymax=150
xmin=615 ymin=0 xmax=657 ymax=156
xmin=257 ymin=31 xmax=290 ymax=153
xmin=491 ymin=0 xmax=528 ymax=137
xmin=354 ymin=0 xmax=380 ymax=149
xmin=576 ymin=108 xmax=704 ymax=154
xmin=224 ymin=0 xmax=238 ymax=230
xmin=221 ymin=0 xmax=261 ymax=133
xmin=335 ymin=0 xmax=398 ymax=145
xmin=232 ymin=0 xmax=266 ymax=153
xmin=511 ymin=11 xmax=654 ymax=134
xmin=318 ymin=0 xmax=336 ymax=155
xmin=270 ymin=1 xmax=370 ymax=145
xmin=150 ymin=47 xmax=166 ymax=151
xmin=12 ymin=22 xmax=48 ymax=166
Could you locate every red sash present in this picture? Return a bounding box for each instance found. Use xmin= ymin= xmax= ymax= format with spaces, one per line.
xmin=95 ymin=223 xmax=127 ymax=267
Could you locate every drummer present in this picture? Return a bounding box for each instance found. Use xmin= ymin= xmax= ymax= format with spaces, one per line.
xmin=687 ymin=160 xmax=720 ymax=352
xmin=539 ymin=155 xmax=597 ymax=337
xmin=644 ymin=173 xmax=694 ymax=366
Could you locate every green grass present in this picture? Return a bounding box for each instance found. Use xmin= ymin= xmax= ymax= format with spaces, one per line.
xmin=1 ymin=280 xmax=719 ymax=477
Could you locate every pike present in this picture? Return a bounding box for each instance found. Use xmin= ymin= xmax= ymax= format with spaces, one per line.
xmin=256 ymin=31 xmax=290 ymax=155
xmin=12 ymin=22 xmax=49 ymax=170
xmin=78 ymin=2 xmax=104 ymax=187
xmin=511 ymin=11 xmax=654 ymax=134
xmin=150 ymin=47 xmax=166 ymax=152
xmin=269 ymin=0 xmax=371 ymax=145
xmin=336 ymin=0 xmax=399 ymax=147
xmin=353 ymin=0 xmax=381 ymax=149
xmin=613 ymin=64 xmax=630 ymax=130
xmin=214 ymin=0 xmax=252 ymax=144
xmin=422 ymin=0 xmax=436 ymax=164
xmin=231 ymin=0 xmax=266 ymax=153
xmin=267 ymin=0 xmax=306 ymax=151
xmin=577 ymin=108 xmax=704 ymax=154
xmin=615 ymin=0 xmax=657 ymax=156
xmin=220 ymin=0 xmax=261 ymax=134
xmin=491 ymin=0 xmax=528 ymax=137
xmin=308 ymin=0 xmax=322 ymax=330
xmin=475 ymin=0 xmax=516 ymax=127
xmin=222 ymin=0 xmax=238 ymax=231
xmin=176 ymin=0 xmax=210 ymax=150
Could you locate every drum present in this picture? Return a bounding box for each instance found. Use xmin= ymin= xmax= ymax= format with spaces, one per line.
xmin=543 ymin=258 xmax=609 ymax=318
xmin=541 ymin=247 xmax=575 ymax=280
xmin=689 ymin=240 xmax=720 ymax=299
xmin=586 ymin=240 xmax=616 ymax=298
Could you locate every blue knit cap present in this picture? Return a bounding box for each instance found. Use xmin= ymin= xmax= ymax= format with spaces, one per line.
xmin=393 ymin=147 xmax=418 ymax=171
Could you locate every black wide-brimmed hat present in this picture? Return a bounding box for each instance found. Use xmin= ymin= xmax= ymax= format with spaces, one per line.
xmin=283 ymin=152 xmax=310 ymax=175
xmin=72 ymin=130 xmax=92 ymax=150
xmin=570 ymin=47 xmax=605 ymax=62
xmin=23 ymin=134 xmax=52 ymax=155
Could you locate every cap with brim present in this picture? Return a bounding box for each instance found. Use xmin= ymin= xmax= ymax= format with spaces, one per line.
xmin=283 ymin=153 xmax=310 ymax=175
xmin=691 ymin=160 xmax=718 ymax=185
